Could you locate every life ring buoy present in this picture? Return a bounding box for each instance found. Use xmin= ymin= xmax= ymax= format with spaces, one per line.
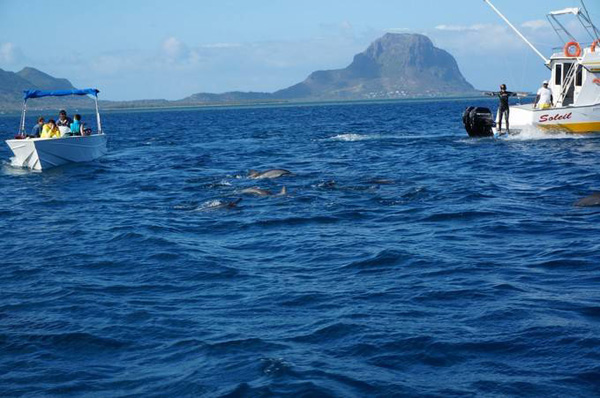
xmin=592 ymin=40 xmax=600 ymax=53
xmin=564 ymin=41 xmax=582 ymax=57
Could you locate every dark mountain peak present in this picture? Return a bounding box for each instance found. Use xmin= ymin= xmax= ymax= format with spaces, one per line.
xmin=355 ymin=33 xmax=449 ymax=74
xmin=371 ymin=33 xmax=433 ymax=50
xmin=0 ymin=68 xmax=33 ymax=94
xmin=18 ymin=66 xmax=44 ymax=75
xmin=359 ymin=34 xmax=431 ymax=63
xmin=17 ymin=67 xmax=75 ymax=90
xmin=274 ymin=32 xmax=476 ymax=100
xmin=0 ymin=67 xmax=86 ymax=111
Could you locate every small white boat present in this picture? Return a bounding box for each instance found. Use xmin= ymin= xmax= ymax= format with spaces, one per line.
xmin=5 ymin=88 xmax=107 ymax=170
xmin=464 ymin=1 xmax=600 ymax=137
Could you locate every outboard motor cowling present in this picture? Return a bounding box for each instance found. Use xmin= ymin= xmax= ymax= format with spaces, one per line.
xmin=463 ymin=107 xmax=495 ymax=138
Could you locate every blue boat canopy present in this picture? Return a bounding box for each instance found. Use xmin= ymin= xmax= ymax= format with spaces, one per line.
xmin=23 ymin=88 xmax=99 ymax=101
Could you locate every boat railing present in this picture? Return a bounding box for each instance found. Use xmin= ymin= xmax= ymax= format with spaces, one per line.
xmin=547 ymin=2 xmax=600 ymax=50
xmin=551 ymin=41 xmax=596 ymax=52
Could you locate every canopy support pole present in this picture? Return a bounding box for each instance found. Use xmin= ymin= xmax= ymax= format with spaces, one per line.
xmin=483 ymin=0 xmax=550 ymax=65
xmin=19 ymin=100 xmax=27 ymax=135
xmin=94 ymin=96 xmax=102 ymax=134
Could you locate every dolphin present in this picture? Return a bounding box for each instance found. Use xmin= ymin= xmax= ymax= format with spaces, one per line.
xmin=368 ymin=179 xmax=396 ymax=185
xmin=575 ymin=193 xmax=600 ymax=207
xmin=248 ymin=169 xmax=292 ymax=179
xmin=241 ymin=187 xmax=287 ymax=197
xmin=201 ymin=198 xmax=242 ymax=210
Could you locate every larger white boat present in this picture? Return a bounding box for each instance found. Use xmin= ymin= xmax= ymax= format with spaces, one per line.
xmin=5 ymin=88 xmax=107 ymax=170
xmin=464 ymin=1 xmax=600 ymax=137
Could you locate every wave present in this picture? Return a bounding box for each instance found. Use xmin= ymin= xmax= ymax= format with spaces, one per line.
xmin=242 ymin=215 xmax=340 ymax=229
xmin=3 ymin=99 xmax=600 ymax=398
xmin=326 ymin=133 xmax=376 ymax=142
xmin=288 ymin=322 xmax=364 ymax=343
xmin=342 ymin=249 xmax=416 ymax=272
xmin=7 ymin=332 xmax=130 ymax=351
xmin=504 ymin=126 xmax=593 ymax=141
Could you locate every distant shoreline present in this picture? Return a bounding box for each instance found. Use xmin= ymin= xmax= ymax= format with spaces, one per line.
xmin=0 ymin=94 xmax=533 ymax=118
xmin=101 ymin=95 xmax=489 ymax=114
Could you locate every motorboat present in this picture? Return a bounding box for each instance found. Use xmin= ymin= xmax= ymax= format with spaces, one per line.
xmin=463 ymin=0 xmax=600 ymax=137
xmin=5 ymin=88 xmax=107 ymax=170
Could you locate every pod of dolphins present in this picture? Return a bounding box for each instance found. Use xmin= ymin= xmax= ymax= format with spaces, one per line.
xmin=202 ymin=168 xmax=600 ymax=210
xmin=202 ymin=169 xmax=292 ymax=210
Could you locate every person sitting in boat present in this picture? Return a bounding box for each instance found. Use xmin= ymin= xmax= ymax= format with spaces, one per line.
xmin=56 ymin=110 xmax=72 ymax=127
xmin=534 ymin=81 xmax=553 ymax=110
xmin=56 ymin=110 xmax=73 ymax=136
xmin=40 ymin=119 xmax=61 ymax=139
xmin=68 ymin=114 xmax=84 ymax=136
xmin=485 ymin=84 xmax=517 ymax=134
xmin=30 ymin=117 xmax=45 ymax=138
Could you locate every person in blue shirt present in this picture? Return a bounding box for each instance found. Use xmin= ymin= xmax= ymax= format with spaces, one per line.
xmin=69 ymin=114 xmax=83 ymax=136
xmin=30 ymin=117 xmax=45 ymax=137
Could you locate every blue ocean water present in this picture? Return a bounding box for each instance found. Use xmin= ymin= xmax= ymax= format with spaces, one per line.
xmin=1 ymin=99 xmax=600 ymax=398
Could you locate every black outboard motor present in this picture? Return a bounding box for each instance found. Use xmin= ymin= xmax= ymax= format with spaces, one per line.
xmin=463 ymin=106 xmax=495 ymax=138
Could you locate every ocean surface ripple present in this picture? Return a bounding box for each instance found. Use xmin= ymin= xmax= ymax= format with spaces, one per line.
xmin=1 ymin=99 xmax=600 ymax=397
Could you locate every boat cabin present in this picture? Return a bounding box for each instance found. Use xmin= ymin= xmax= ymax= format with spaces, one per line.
xmin=545 ymin=6 xmax=600 ymax=108
xmin=547 ymin=49 xmax=600 ymax=107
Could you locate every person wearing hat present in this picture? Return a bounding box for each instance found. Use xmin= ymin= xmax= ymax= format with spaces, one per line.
xmin=534 ymin=81 xmax=553 ymax=110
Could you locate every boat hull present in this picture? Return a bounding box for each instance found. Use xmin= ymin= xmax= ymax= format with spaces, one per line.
xmin=499 ymin=103 xmax=600 ymax=134
xmin=5 ymin=134 xmax=108 ymax=170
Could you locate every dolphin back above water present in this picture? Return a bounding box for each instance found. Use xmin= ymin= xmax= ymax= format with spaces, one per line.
xmin=201 ymin=198 xmax=243 ymax=210
xmin=575 ymin=193 xmax=600 ymax=207
xmin=241 ymin=186 xmax=287 ymax=197
xmin=248 ymin=169 xmax=293 ymax=179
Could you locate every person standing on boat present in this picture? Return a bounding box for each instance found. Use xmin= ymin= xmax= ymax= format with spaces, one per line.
xmin=487 ymin=84 xmax=517 ymax=134
xmin=534 ymin=81 xmax=553 ymax=110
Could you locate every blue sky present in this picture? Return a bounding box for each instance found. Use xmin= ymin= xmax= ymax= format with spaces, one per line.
xmin=1 ymin=0 xmax=599 ymax=100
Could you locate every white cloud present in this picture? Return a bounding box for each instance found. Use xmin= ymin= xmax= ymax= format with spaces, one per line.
xmin=428 ymin=21 xmax=556 ymax=93
xmin=161 ymin=37 xmax=188 ymax=61
xmin=0 ymin=42 xmax=24 ymax=65
xmin=200 ymin=43 xmax=243 ymax=49
xmin=90 ymin=53 xmax=142 ymax=76
xmin=431 ymin=24 xmax=521 ymax=54
xmin=339 ymin=20 xmax=354 ymax=36
xmin=387 ymin=28 xmax=411 ymax=33
xmin=435 ymin=24 xmax=488 ymax=32
xmin=521 ymin=19 xmax=550 ymax=30
xmin=317 ymin=20 xmax=358 ymax=39
xmin=0 ymin=43 xmax=15 ymax=63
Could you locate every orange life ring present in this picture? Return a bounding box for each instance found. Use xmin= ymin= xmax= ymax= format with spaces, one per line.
xmin=592 ymin=40 xmax=600 ymax=53
xmin=564 ymin=41 xmax=582 ymax=57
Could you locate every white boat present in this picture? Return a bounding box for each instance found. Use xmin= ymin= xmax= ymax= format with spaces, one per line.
xmin=5 ymin=88 xmax=107 ymax=170
xmin=464 ymin=1 xmax=600 ymax=137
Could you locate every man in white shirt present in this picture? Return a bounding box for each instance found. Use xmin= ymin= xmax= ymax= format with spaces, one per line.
xmin=534 ymin=81 xmax=553 ymax=109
